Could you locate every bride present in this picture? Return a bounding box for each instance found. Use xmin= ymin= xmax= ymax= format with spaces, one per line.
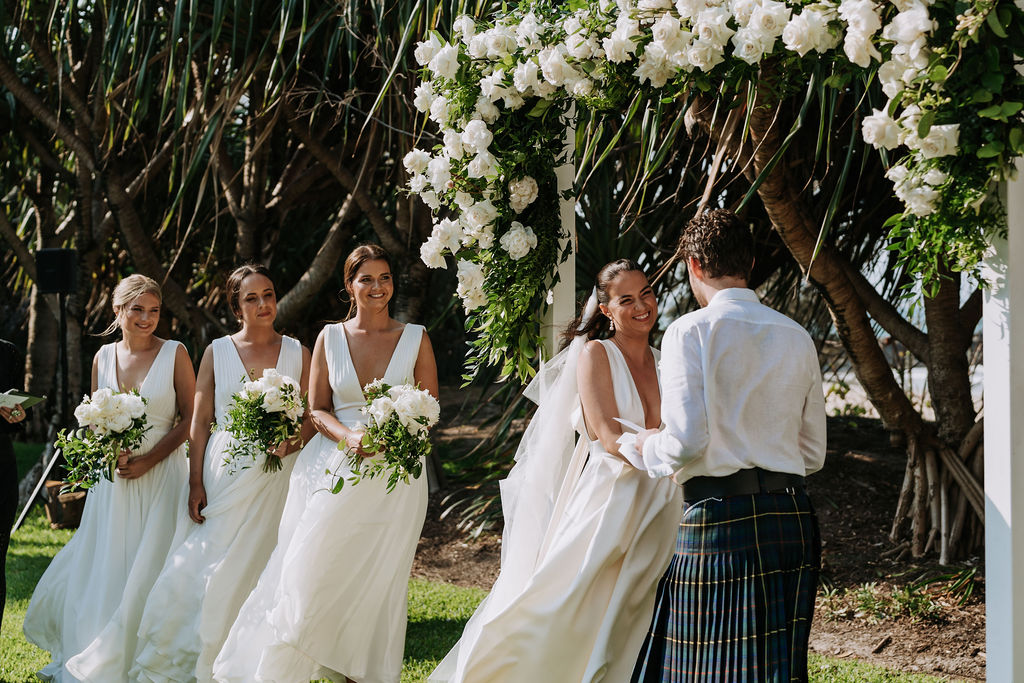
xmin=213 ymin=244 xmax=438 ymax=683
xmin=430 ymin=259 xmax=682 ymax=682
xmin=131 ymin=264 xmax=313 ymax=683
xmin=23 ymin=274 xmax=195 ymax=682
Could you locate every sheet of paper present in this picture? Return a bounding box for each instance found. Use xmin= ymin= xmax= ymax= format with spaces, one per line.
xmin=0 ymin=390 xmax=47 ymax=410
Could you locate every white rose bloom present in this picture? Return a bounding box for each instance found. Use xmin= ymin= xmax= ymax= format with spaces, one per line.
xmin=635 ymin=42 xmax=677 ymax=86
xmin=403 ymin=148 xmax=431 ymax=175
xmin=897 ymin=103 xmax=922 ymax=143
xmin=468 ymin=34 xmax=489 ymax=59
xmin=604 ymin=33 xmax=637 ymax=62
xmin=464 ymin=199 xmax=499 ymax=229
xmin=677 ymin=0 xmax=710 ymax=19
xmin=467 ymin=150 xmax=498 ymax=179
xmin=453 ymin=15 xmax=477 ymax=43
xmin=517 ymin=12 xmax=544 ymax=50
xmin=427 ymin=156 xmax=451 ymax=190
xmin=433 ymin=218 xmax=464 ymax=253
xmin=731 ymin=27 xmax=772 ymax=64
xmin=503 ymin=91 xmax=526 ymax=111
xmin=538 ymin=45 xmax=576 ymax=86
xmin=749 ymin=0 xmax=791 ymax=37
xmin=838 ymin=0 xmax=881 ymax=35
xmin=262 ymin=386 xmax=285 ymax=413
xmin=861 ymin=108 xmax=901 ymax=149
xmin=443 ymin=130 xmax=465 ymax=160
xmin=108 ymin=412 xmax=132 ymax=434
xmin=92 ymin=387 xmax=114 ymax=409
xmin=923 ymin=168 xmax=947 ymax=186
xmin=367 ymin=396 xmax=396 ymax=427
xmin=414 ymin=35 xmax=442 ymax=66
xmin=428 ymin=44 xmax=460 ymax=79
xmin=695 ymin=7 xmax=736 ymax=47
xmin=429 ymin=95 xmax=450 ymax=126
xmin=474 ymin=224 xmax=496 ymax=249
xmin=884 ymin=3 xmax=935 ymax=44
xmin=913 ymin=123 xmax=959 ymax=159
xmin=485 ymin=25 xmax=517 ymax=59
xmin=456 ymin=260 xmax=488 ymax=311
xmin=652 ymin=13 xmax=690 ymax=55
xmin=877 ymin=59 xmax=904 ymax=98
xmin=461 ymin=119 xmax=493 ymax=154
xmin=639 ymin=0 xmax=675 ymax=9
xmin=903 ymin=184 xmax=939 ymax=216
xmin=782 ymin=9 xmax=834 ymax=55
xmin=413 ymin=82 xmax=434 ymax=113
xmin=479 ymin=69 xmax=507 ymax=101
xmin=475 ymin=96 xmax=500 ymax=123
xmin=842 ymin=30 xmax=881 ymax=67
xmin=513 ymin=59 xmax=542 ymax=94
xmin=730 ymin=0 xmax=762 ymax=25
xmin=572 ymin=78 xmax=595 ymax=97
xmin=420 ymin=236 xmax=447 ymax=269
xmin=687 ymin=37 xmax=726 ymax=70
xmin=508 ymin=177 xmax=540 ymax=213
xmin=885 ymin=163 xmax=910 ymax=185
xmin=454 ymin=191 xmax=475 ymax=209
xmin=499 ymin=222 xmax=539 ymax=260
xmin=420 ymin=190 xmax=441 ymax=210
xmin=74 ymin=400 xmax=98 ymax=427
xmin=124 ymin=393 xmax=146 ymax=419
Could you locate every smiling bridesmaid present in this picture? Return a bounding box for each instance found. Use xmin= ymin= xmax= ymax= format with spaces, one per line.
xmin=24 ymin=274 xmax=196 ymax=683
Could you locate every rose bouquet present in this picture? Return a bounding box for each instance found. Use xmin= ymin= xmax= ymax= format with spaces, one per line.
xmin=332 ymin=380 xmax=440 ymax=494
xmin=56 ymin=388 xmax=150 ymax=489
xmin=221 ymin=368 xmax=306 ymax=473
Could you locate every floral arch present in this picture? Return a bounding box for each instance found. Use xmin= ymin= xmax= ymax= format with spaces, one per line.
xmin=404 ymin=0 xmax=1023 ymax=381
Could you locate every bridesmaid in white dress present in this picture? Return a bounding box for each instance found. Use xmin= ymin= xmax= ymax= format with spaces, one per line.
xmin=213 ymin=244 xmax=438 ymax=683
xmin=23 ymin=274 xmax=196 ymax=682
xmin=430 ymin=260 xmax=682 ymax=682
xmin=131 ymin=264 xmax=313 ymax=683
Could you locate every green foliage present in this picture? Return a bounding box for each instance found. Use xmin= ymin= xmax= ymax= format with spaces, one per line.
xmin=219 ymin=372 xmax=306 ymax=474
xmin=55 ymin=390 xmax=150 ymax=490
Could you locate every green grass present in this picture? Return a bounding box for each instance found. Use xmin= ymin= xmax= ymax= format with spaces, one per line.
xmin=2 ymin=508 xmax=957 ymax=683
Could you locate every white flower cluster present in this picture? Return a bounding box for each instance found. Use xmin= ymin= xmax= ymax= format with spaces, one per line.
xmin=74 ymin=387 xmax=146 ymax=436
xmin=363 ymin=381 xmax=441 ymax=438
xmin=886 ymin=162 xmax=948 ymax=216
xmin=242 ymin=368 xmax=304 ymax=422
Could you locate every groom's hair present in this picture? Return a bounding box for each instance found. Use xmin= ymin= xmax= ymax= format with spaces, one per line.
xmin=678 ymin=209 xmax=754 ymax=280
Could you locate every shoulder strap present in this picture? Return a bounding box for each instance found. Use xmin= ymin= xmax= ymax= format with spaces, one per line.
xmin=97 ymin=343 xmax=118 ymax=391
xmin=395 ymin=324 xmax=424 ymax=383
xmin=211 ymin=336 xmax=238 ymax=389
xmin=280 ymin=335 xmax=302 ymax=380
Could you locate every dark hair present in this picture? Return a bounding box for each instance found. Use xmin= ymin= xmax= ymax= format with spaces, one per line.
xmin=560 ymin=258 xmax=645 ymax=349
xmin=676 ymin=208 xmax=754 ymax=280
xmin=226 ymin=263 xmax=273 ymax=320
xmin=342 ymin=244 xmax=393 ymax=321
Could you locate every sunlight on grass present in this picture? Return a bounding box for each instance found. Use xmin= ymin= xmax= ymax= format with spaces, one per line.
xmin=3 ymin=507 xmax=957 ymax=683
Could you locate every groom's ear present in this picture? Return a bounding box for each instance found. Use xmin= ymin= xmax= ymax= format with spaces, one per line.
xmin=687 ymin=256 xmax=705 ymax=281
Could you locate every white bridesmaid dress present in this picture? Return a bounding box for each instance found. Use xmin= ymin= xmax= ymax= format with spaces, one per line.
xmin=23 ymin=340 xmax=189 ymax=683
xmin=430 ymin=340 xmax=682 ymax=683
xmin=130 ymin=335 xmax=302 ymax=683
xmin=213 ymin=322 xmax=428 ymax=683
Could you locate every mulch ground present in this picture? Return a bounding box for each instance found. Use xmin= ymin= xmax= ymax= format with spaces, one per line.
xmin=412 ymin=413 xmax=986 ymax=681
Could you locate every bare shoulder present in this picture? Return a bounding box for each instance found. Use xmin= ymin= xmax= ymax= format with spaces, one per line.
xmin=579 ymin=339 xmax=609 ymax=365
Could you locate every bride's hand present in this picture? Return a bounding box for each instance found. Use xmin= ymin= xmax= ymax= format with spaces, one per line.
xmin=188 ymin=481 xmax=207 ymax=524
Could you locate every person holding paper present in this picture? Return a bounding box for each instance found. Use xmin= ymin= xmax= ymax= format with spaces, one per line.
xmin=1 ymin=338 xmax=26 ymax=631
xmin=630 ymin=209 xmax=827 ymax=683
xmin=429 ymin=259 xmax=681 ymax=683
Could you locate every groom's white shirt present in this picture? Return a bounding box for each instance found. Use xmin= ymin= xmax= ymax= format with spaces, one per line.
xmin=642 ymin=287 xmax=827 ymax=481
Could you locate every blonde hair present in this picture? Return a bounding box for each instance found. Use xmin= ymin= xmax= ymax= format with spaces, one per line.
xmin=101 ymin=274 xmax=162 ymax=336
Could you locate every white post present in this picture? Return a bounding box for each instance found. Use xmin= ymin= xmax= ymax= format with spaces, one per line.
xmin=541 ymin=118 xmax=577 ymax=360
xmin=983 ymin=162 xmax=1024 ymax=680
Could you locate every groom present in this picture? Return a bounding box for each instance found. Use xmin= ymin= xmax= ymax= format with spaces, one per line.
xmin=631 ymin=209 xmax=827 ymax=682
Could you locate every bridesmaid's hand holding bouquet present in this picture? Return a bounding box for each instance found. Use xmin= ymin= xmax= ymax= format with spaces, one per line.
xmin=221 ymin=368 xmax=306 ymax=473
xmin=333 ymin=380 xmax=440 ymax=494
xmin=57 ymin=388 xmax=150 ymax=489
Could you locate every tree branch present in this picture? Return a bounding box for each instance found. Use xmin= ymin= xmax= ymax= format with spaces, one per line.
xmin=0 ymin=208 xmax=38 ymax=281
xmin=959 ymin=288 xmax=982 ymax=353
xmin=840 ymin=261 xmax=929 ymax=364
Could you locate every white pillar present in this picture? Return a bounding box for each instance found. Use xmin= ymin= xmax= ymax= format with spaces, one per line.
xmin=983 ymin=163 xmax=1024 ymax=680
xmin=541 ymin=120 xmax=577 ymax=360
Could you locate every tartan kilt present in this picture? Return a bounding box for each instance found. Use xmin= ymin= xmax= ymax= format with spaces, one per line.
xmin=631 ymin=491 xmax=821 ymax=683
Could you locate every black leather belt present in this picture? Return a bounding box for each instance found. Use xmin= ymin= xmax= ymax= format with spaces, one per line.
xmin=683 ymin=467 xmax=805 ymax=503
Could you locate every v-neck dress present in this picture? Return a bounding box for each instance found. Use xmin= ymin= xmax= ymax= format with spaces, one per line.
xmin=24 ymin=340 xmax=189 ymax=683
xmin=431 ymin=341 xmax=682 ymax=683
xmin=131 ymin=335 xmax=302 ymax=683
xmin=213 ymin=322 xmax=428 ymax=683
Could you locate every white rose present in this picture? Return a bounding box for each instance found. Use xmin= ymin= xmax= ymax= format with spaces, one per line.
xmin=420 ymin=236 xmax=447 ymax=269
xmin=475 ymin=96 xmax=500 ymax=123
xmin=403 ymin=149 xmax=430 ymax=175
xmin=513 ymin=59 xmax=542 ymax=93
xmin=913 ymin=123 xmax=959 ymax=159
xmin=461 ymin=119 xmax=493 ymax=154
xmin=861 ymin=108 xmax=901 ymax=149
xmin=467 ymin=34 xmax=488 ymax=59
xmin=731 ymin=27 xmax=772 ymax=64
xmin=782 ymin=9 xmax=834 ymax=55
xmin=366 ymin=395 xmax=396 ymax=427
xmin=453 ymin=15 xmax=477 ymax=43
xmin=454 ymin=191 xmax=475 ymax=209
xmin=413 ymin=82 xmax=434 ymax=113
xmin=517 ymin=12 xmax=544 ymax=50
xmin=433 ymin=217 xmax=463 ymax=253
xmin=730 ymin=0 xmax=762 ymax=25
xmin=428 ymin=43 xmax=460 ymax=79
xmin=923 ymin=168 xmax=947 ymax=186
xmin=440 ymin=130 xmax=463 ymax=161
xmin=467 ymin=223 xmax=495 ymax=249
xmin=885 ymin=163 xmax=910 ymax=186
xmin=677 ymin=0 xmax=710 ymax=19
xmin=604 ymin=33 xmax=637 ymax=62
xmin=467 ymin=150 xmax=498 ymax=179
xmin=842 ymin=30 xmax=881 ymax=67
xmin=479 ymin=69 xmax=507 ymax=101
xmin=687 ymin=37 xmax=726 ymax=70
xmin=695 ymin=7 xmax=736 ymax=47
xmin=485 ymin=25 xmax=517 ymax=59
xmin=572 ymin=78 xmax=595 ymax=97
xmin=884 ymin=4 xmax=934 ymax=45
xmin=420 ymin=190 xmax=440 ymax=210
xmin=639 ymin=0 xmax=674 ymax=9
xmin=538 ymin=45 xmax=575 ymax=86
xmin=262 ymin=386 xmax=285 ymax=413
xmin=427 ymin=156 xmax=451 ymax=191
xmin=635 ymin=42 xmax=676 ymax=87
xmin=652 ymin=13 xmax=690 ymax=54
xmin=508 ymin=177 xmax=539 ymax=213
xmin=429 ymin=95 xmax=450 ymax=126
xmin=414 ymin=35 xmax=442 ymax=66
xmin=456 ymin=260 xmax=488 ymax=311
xmin=124 ymin=393 xmax=146 ymax=419
xmin=74 ymin=400 xmax=99 ymax=427
xmin=464 ymin=199 xmax=499 ymax=229
xmin=108 ymin=412 xmax=132 ymax=434
xmin=903 ymin=184 xmax=939 ymax=216
xmin=838 ymin=0 xmax=881 ymax=35
xmin=749 ymin=0 xmax=791 ymax=37
xmin=499 ymin=222 xmax=538 ymax=260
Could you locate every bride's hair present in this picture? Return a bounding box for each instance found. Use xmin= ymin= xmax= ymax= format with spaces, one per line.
xmin=225 ymin=263 xmax=274 ymax=324
xmin=560 ymin=258 xmax=645 ymax=349
xmin=341 ymin=244 xmax=393 ymax=321
xmin=100 ymin=274 xmax=162 ymax=336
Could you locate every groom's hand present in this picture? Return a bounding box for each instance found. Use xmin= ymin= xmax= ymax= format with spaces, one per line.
xmin=635 ymin=428 xmax=659 ymax=459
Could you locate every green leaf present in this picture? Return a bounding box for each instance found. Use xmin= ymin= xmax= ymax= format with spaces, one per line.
xmin=917 ymin=111 xmax=936 ymax=139
xmin=1001 ymin=102 xmax=1023 ymax=117
xmin=1009 ymin=127 xmax=1024 ymax=154
xmin=928 ymin=64 xmax=948 ymax=82
xmin=986 ymin=9 xmax=1008 ymax=38
xmin=977 ymin=141 xmax=1005 ymax=158
xmin=978 ymin=104 xmax=1005 ymax=119
xmin=971 ymin=89 xmax=994 ymax=104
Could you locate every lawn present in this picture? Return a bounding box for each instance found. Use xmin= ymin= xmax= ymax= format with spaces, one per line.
xmin=2 ymin=505 xmax=959 ymax=683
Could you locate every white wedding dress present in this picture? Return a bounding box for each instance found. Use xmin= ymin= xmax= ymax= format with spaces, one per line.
xmin=213 ymin=322 xmax=428 ymax=683
xmin=130 ymin=335 xmax=302 ymax=683
xmin=23 ymin=340 xmax=189 ymax=683
xmin=430 ymin=340 xmax=682 ymax=683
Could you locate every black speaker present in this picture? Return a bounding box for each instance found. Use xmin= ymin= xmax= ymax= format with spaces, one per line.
xmin=35 ymin=248 xmax=79 ymax=294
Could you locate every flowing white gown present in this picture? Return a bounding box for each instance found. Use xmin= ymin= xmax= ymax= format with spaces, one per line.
xmin=430 ymin=340 xmax=682 ymax=683
xmin=23 ymin=340 xmax=189 ymax=683
xmin=130 ymin=335 xmax=302 ymax=683
xmin=212 ymin=322 xmax=428 ymax=683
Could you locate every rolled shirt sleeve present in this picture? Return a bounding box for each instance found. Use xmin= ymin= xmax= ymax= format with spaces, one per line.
xmin=799 ymin=360 xmax=828 ymax=475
